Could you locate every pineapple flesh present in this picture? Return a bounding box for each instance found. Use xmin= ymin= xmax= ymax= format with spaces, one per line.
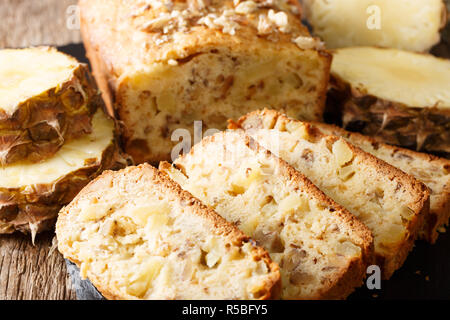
xmin=302 ymin=0 xmax=446 ymax=52
xmin=329 ymin=47 xmax=450 ymax=156
xmin=0 ymin=47 xmax=100 ymax=165
xmin=0 ymin=109 xmax=127 ymax=240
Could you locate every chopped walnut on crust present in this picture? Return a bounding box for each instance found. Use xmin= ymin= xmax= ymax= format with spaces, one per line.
xmin=133 ymin=0 xmax=310 ymax=46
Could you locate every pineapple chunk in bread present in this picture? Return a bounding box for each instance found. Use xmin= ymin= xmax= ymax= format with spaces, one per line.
xmin=0 ymin=109 xmax=127 ymax=239
xmin=234 ymin=110 xmax=430 ymax=279
xmin=79 ymin=0 xmax=331 ymax=164
xmin=160 ymin=131 xmax=373 ymax=299
xmin=56 ymin=164 xmax=281 ymax=300
xmin=302 ymin=0 xmax=446 ymax=52
xmin=329 ymin=47 xmax=450 ymax=156
xmin=0 ymin=47 xmax=100 ymax=165
xmin=309 ymin=121 xmax=450 ymax=244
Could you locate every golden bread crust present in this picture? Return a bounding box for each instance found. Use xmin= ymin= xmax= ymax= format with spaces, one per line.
xmin=307 ymin=120 xmax=449 ymax=244
xmin=166 ymin=130 xmax=373 ymax=299
xmin=57 ymin=163 xmax=281 ymax=300
xmin=79 ymin=0 xmax=331 ymax=164
xmin=234 ymin=109 xmax=430 ymax=278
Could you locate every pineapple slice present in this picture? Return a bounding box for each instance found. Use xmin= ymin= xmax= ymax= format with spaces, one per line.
xmin=0 ymin=109 xmax=128 ymax=240
xmin=329 ymin=47 xmax=450 ymax=156
xmin=302 ymin=0 xmax=447 ymax=52
xmin=0 ymin=47 xmax=100 ymax=165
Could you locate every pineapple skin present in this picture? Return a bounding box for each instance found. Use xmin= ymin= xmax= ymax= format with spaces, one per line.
xmin=0 ymin=63 xmax=100 ymax=166
xmin=0 ymin=114 xmax=130 ymax=238
xmin=328 ymin=74 xmax=450 ymax=158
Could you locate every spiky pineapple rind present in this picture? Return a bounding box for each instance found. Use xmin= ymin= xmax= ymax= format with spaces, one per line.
xmin=0 ymin=116 xmax=130 ymax=237
xmin=0 ymin=62 xmax=100 ymax=165
xmin=328 ymin=73 xmax=450 ymax=157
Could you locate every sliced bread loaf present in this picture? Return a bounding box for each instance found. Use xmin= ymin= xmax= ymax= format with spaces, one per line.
xmin=160 ymin=131 xmax=373 ymax=299
xmin=310 ymin=121 xmax=450 ymax=244
xmin=56 ymin=164 xmax=280 ymax=300
xmin=233 ymin=109 xmax=430 ymax=278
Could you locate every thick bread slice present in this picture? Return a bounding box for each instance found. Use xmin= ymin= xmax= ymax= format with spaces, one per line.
xmin=0 ymin=47 xmax=100 ymax=165
xmin=79 ymin=0 xmax=331 ymax=164
xmin=0 ymin=109 xmax=127 ymax=239
xmin=160 ymin=131 xmax=373 ymax=299
xmin=56 ymin=164 xmax=281 ymax=300
xmin=233 ymin=109 xmax=430 ymax=278
xmin=309 ymin=121 xmax=450 ymax=244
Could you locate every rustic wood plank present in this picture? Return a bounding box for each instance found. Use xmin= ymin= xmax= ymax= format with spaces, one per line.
xmin=0 ymin=0 xmax=81 ymax=49
xmin=0 ymin=233 xmax=76 ymax=300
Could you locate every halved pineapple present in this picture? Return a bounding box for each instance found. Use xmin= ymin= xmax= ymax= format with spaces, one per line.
xmin=0 ymin=47 xmax=100 ymax=165
xmin=328 ymin=47 xmax=450 ymax=156
xmin=0 ymin=109 xmax=128 ymax=240
xmin=303 ymin=0 xmax=447 ymax=52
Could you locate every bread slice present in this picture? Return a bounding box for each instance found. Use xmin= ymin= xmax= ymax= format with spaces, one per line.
xmin=0 ymin=109 xmax=127 ymax=240
xmin=328 ymin=47 xmax=450 ymax=156
xmin=302 ymin=0 xmax=446 ymax=52
xmin=308 ymin=121 xmax=450 ymax=244
xmin=0 ymin=47 xmax=100 ymax=165
xmin=160 ymin=131 xmax=373 ymax=299
xmin=56 ymin=164 xmax=281 ymax=300
xmin=79 ymin=0 xmax=331 ymax=164
xmin=233 ymin=109 xmax=430 ymax=278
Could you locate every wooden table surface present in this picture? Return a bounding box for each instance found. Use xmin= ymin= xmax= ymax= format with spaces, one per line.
xmin=0 ymin=0 xmax=80 ymax=300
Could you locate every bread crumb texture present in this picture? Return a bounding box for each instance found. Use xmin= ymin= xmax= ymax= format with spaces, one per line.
xmin=57 ymin=164 xmax=280 ymax=300
xmin=161 ymin=131 xmax=372 ymax=299
xmin=311 ymin=119 xmax=450 ymax=244
xmin=79 ymin=0 xmax=330 ymax=163
xmin=236 ymin=110 xmax=430 ymax=278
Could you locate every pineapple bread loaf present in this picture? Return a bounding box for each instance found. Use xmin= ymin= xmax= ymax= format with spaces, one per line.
xmin=0 ymin=47 xmax=100 ymax=165
xmin=328 ymin=47 xmax=450 ymax=157
xmin=0 ymin=109 xmax=128 ymax=240
xmin=311 ymin=121 xmax=450 ymax=244
xmin=302 ymin=0 xmax=446 ymax=52
xmin=56 ymin=164 xmax=281 ymax=300
xmin=233 ymin=110 xmax=430 ymax=279
xmin=160 ymin=131 xmax=373 ymax=299
xmin=79 ymin=0 xmax=331 ymax=164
